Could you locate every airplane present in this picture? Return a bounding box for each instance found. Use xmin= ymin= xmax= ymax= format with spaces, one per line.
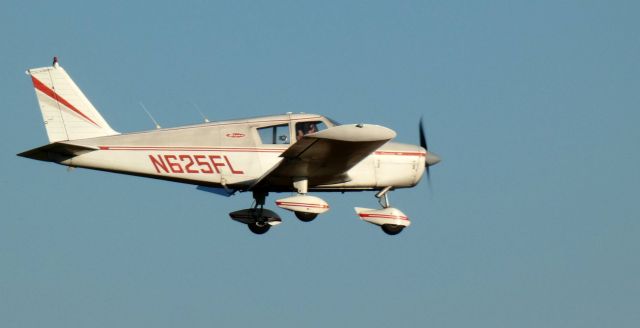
xmin=18 ymin=58 xmax=441 ymax=235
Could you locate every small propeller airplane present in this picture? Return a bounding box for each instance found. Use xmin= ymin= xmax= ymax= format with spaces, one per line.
xmin=19 ymin=58 xmax=441 ymax=235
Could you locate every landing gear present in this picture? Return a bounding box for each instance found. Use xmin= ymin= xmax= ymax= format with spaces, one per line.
xmin=295 ymin=211 xmax=318 ymax=222
xmin=229 ymin=191 xmax=282 ymax=235
xmin=248 ymin=191 xmax=270 ymax=235
xmin=376 ymin=186 xmax=392 ymax=209
xmin=248 ymin=222 xmax=271 ymax=234
xmin=378 ymin=188 xmax=404 ymax=235
xmin=276 ymin=177 xmax=329 ymax=222
xmin=381 ymin=224 xmax=404 ymax=235
xmin=355 ymin=187 xmax=411 ymax=235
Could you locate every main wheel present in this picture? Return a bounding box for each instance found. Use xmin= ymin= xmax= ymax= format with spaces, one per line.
xmin=295 ymin=211 xmax=318 ymax=222
xmin=248 ymin=222 xmax=271 ymax=234
xmin=381 ymin=224 xmax=404 ymax=235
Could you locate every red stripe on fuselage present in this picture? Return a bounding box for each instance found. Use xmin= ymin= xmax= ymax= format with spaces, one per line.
xmin=31 ymin=76 xmax=100 ymax=127
xmin=275 ymin=201 xmax=329 ymax=208
xmin=98 ymin=146 xmax=284 ymax=153
xmin=358 ymin=213 xmax=409 ymax=221
xmin=99 ymin=146 xmax=423 ymax=156
xmin=374 ymin=151 xmax=425 ymax=157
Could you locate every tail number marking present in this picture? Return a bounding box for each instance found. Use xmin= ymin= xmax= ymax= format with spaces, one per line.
xmin=149 ymin=154 xmax=244 ymax=175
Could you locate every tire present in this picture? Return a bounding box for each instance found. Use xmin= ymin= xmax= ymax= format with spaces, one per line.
xmin=381 ymin=224 xmax=404 ymax=235
xmin=295 ymin=212 xmax=318 ymax=222
xmin=248 ymin=222 xmax=271 ymax=234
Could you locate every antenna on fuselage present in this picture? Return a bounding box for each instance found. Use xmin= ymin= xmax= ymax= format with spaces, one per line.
xmin=138 ymin=102 xmax=161 ymax=129
xmin=190 ymin=101 xmax=210 ymax=123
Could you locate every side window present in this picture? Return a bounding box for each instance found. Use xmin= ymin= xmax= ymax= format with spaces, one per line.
xmin=295 ymin=121 xmax=327 ymax=141
xmin=258 ymin=124 xmax=290 ymax=144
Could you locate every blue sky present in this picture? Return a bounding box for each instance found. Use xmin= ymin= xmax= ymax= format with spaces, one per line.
xmin=1 ymin=1 xmax=639 ymax=327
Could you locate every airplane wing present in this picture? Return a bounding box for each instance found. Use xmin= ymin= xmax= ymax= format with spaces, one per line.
xmin=249 ymin=124 xmax=396 ymax=189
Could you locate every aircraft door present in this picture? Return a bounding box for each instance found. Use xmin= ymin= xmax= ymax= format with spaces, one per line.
xmin=254 ymin=122 xmax=292 ymax=185
xmin=217 ymin=125 xmax=256 ymax=185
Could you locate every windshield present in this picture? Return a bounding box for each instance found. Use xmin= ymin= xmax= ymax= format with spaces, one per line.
xmin=295 ymin=121 xmax=327 ymax=141
xmin=325 ymin=116 xmax=341 ymax=126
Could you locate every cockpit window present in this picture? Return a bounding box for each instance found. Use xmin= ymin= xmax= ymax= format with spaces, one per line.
xmin=295 ymin=121 xmax=327 ymax=141
xmin=258 ymin=124 xmax=290 ymax=144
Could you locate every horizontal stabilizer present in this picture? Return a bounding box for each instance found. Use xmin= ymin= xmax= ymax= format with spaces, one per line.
xmin=17 ymin=142 xmax=98 ymax=162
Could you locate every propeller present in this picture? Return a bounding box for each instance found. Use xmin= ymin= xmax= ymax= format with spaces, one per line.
xmin=419 ymin=117 xmax=441 ymax=185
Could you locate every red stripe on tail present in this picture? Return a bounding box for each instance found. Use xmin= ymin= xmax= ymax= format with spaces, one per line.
xmin=31 ymin=76 xmax=100 ymax=127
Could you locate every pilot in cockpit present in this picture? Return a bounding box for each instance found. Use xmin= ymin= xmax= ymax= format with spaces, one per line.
xmin=296 ymin=122 xmax=319 ymax=141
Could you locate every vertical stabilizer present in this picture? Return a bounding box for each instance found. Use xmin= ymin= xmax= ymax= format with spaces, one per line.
xmin=26 ymin=59 xmax=118 ymax=142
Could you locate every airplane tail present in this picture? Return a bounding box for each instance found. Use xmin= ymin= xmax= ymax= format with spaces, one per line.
xmin=26 ymin=59 xmax=119 ymax=142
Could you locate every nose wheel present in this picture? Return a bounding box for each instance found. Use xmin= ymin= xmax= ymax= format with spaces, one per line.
xmin=381 ymin=224 xmax=404 ymax=235
xmin=355 ymin=187 xmax=411 ymax=235
xmin=377 ymin=188 xmax=405 ymax=235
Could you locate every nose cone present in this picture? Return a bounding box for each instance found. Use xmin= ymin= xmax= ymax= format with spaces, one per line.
xmin=425 ymin=152 xmax=441 ymax=166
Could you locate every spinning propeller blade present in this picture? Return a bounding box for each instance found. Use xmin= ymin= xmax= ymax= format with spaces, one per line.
xmin=419 ymin=117 xmax=428 ymax=151
xmin=419 ymin=117 xmax=441 ymax=186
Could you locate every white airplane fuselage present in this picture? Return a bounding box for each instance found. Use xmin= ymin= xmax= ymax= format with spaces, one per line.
xmin=57 ymin=113 xmax=427 ymax=192
xmin=21 ymin=60 xmax=440 ymax=235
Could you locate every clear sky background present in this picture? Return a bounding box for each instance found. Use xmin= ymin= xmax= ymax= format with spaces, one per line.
xmin=1 ymin=1 xmax=638 ymax=327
